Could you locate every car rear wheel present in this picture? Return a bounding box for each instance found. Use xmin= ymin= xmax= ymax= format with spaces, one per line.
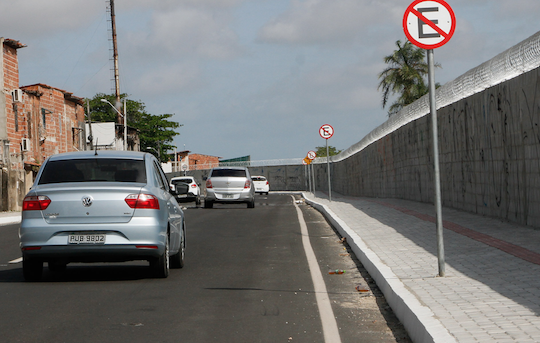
xmin=23 ymin=258 xmax=43 ymax=282
xmin=247 ymin=199 xmax=255 ymax=208
xmin=151 ymin=234 xmax=170 ymax=278
xmin=204 ymin=200 xmax=213 ymax=208
xmin=171 ymin=227 xmax=185 ymax=269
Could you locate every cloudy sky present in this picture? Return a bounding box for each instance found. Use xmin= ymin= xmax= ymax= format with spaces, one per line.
xmin=1 ymin=0 xmax=539 ymax=161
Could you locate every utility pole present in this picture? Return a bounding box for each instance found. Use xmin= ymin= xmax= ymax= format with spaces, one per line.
xmin=86 ymin=100 xmax=94 ymax=151
xmin=109 ymin=0 xmax=121 ymax=125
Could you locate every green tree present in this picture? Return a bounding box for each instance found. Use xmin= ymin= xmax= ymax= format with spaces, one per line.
xmin=138 ymin=113 xmax=180 ymax=162
xmin=85 ymin=93 xmax=181 ymax=162
xmin=315 ymin=146 xmax=342 ymax=158
xmin=378 ymin=40 xmax=440 ymax=116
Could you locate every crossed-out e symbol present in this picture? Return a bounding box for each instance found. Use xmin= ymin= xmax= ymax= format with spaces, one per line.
xmin=418 ymin=7 xmax=440 ymax=38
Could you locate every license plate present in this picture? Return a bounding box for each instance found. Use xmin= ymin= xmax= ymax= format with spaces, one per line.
xmin=69 ymin=234 xmax=106 ymax=244
xmin=223 ymin=194 xmax=234 ymax=199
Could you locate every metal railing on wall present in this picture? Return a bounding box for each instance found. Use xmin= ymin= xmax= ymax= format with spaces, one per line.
xmin=332 ymin=30 xmax=540 ymax=163
xmin=176 ymin=158 xmax=307 ymax=171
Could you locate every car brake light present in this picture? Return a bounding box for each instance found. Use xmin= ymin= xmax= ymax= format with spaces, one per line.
xmin=206 ymin=179 xmax=213 ymax=189
xmin=22 ymin=196 xmax=51 ymax=211
xmin=191 ymin=184 xmax=196 ymax=188
xmin=22 ymin=246 xmax=42 ymax=251
xmin=244 ymin=180 xmax=251 ymax=189
xmin=266 ymin=181 xmax=269 ymax=185
xmin=135 ymin=245 xmax=158 ymax=249
xmin=125 ymin=194 xmax=160 ymax=209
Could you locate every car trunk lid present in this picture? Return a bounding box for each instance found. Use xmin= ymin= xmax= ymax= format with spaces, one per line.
xmin=33 ymin=184 xmax=144 ymax=224
xmin=211 ymin=177 xmax=246 ymax=192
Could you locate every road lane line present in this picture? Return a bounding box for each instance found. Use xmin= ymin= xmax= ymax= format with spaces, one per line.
xmin=9 ymin=257 xmax=22 ymax=264
xmin=291 ymin=195 xmax=342 ymax=343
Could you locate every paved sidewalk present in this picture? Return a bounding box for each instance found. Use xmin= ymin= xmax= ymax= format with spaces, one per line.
xmin=303 ymin=192 xmax=540 ymax=343
xmin=0 ymin=211 xmax=20 ymax=225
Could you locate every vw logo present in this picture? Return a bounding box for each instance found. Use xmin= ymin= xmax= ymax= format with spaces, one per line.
xmin=82 ymin=196 xmax=93 ymax=207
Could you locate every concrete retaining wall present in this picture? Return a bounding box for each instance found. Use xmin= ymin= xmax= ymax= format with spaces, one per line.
xmin=313 ymin=66 xmax=540 ymax=228
xmin=168 ymin=165 xmax=308 ymax=193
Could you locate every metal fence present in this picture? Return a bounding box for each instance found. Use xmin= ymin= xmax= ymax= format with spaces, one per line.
xmin=332 ymin=30 xmax=540 ymax=163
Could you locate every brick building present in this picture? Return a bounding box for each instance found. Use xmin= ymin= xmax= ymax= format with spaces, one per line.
xmin=164 ymin=151 xmax=220 ymax=172
xmin=1 ymin=38 xmax=86 ymax=211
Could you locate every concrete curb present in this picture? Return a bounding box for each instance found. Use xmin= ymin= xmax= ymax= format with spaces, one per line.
xmin=0 ymin=216 xmax=21 ymax=225
xmin=302 ymin=193 xmax=457 ymax=343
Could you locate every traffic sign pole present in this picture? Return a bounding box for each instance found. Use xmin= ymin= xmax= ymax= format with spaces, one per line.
xmin=403 ymin=0 xmax=455 ymax=277
xmin=326 ymin=139 xmax=332 ymax=202
xmin=312 ymin=163 xmax=316 ymax=197
xmin=319 ymin=124 xmax=334 ymax=202
xmin=428 ymin=49 xmax=445 ymax=276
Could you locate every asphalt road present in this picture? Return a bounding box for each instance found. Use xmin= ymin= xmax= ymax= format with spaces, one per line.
xmin=0 ymin=194 xmax=410 ymax=343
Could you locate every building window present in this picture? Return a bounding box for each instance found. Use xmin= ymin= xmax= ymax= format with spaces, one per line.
xmin=27 ymin=112 xmax=32 ymax=138
xmin=41 ymin=108 xmax=47 ymax=128
xmin=14 ymin=105 xmax=19 ymax=132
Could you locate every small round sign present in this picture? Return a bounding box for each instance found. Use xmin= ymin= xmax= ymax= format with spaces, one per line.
xmin=307 ymin=150 xmax=317 ymax=160
xmin=319 ymin=124 xmax=334 ymax=139
xmin=403 ymin=0 xmax=455 ymax=50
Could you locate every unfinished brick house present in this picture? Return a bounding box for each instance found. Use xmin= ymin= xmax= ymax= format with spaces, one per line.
xmin=1 ymin=38 xmax=86 ymax=211
xmin=164 ymin=151 xmax=221 ymax=173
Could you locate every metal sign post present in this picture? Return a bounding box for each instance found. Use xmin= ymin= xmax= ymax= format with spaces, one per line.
xmin=319 ymin=124 xmax=334 ymax=202
xmin=306 ymin=151 xmax=317 ymax=194
xmin=428 ymin=48 xmax=445 ymax=277
xmin=403 ymin=0 xmax=455 ymax=277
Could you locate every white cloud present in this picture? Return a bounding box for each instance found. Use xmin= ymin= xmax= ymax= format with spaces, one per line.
xmin=124 ymin=7 xmax=242 ymax=61
xmin=118 ymin=0 xmax=245 ymax=11
xmin=134 ymin=62 xmax=204 ymax=95
xmin=258 ymin=0 xmax=403 ymax=46
xmin=0 ymin=0 xmax=102 ymax=38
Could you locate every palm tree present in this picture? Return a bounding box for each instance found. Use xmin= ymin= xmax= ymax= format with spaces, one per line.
xmin=378 ymin=40 xmax=438 ymax=116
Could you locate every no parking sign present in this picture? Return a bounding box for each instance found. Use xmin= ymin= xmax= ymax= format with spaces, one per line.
xmin=403 ymin=0 xmax=455 ymax=50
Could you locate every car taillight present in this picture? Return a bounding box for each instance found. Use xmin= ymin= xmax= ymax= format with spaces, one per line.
xmin=266 ymin=181 xmax=269 ymax=185
xmin=206 ymin=179 xmax=213 ymax=189
xmin=22 ymin=196 xmax=51 ymax=211
xmin=191 ymin=184 xmax=197 ymax=188
xmin=244 ymin=180 xmax=251 ymax=189
xmin=125 ymin=194 xmax=160 ymax=209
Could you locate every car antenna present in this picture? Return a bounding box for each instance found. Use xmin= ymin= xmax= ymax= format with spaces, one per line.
xmin=94 ymin=138 xmax=99 ymax=155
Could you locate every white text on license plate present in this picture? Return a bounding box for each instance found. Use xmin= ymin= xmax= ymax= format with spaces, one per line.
xmin=69 ymin=234 xmax=106 ymax=244
xmin=223 ymin=194 xmax=234 ymax=199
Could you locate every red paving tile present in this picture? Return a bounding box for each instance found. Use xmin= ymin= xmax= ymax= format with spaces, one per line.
xmin=369 ymin=200 xmax=540 ymax=266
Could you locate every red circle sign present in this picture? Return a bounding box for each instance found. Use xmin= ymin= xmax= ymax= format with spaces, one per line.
xmin=403 ymin=0 xmax=455 ymax=50
xmin=319 ymin=124 xmax=334 ymax=139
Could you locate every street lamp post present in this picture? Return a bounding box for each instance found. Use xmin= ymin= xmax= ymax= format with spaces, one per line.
xmin=146 ymin=146 xmax=160 ymax=162
xmin=100 ymin=98 xmax=127 ymax=150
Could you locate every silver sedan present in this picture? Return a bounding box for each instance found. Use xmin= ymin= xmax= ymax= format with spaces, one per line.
xmin=19 ymin=150 xmax=185 ymax=281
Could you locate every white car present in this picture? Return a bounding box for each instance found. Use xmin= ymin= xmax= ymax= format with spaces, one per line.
xmin=251 ymin=176 xmax=269 ymax=195
xmin=170 ymin=176 xmax=201 ymax=206
xmin=204 ymin=167 xmax=255 ymax=208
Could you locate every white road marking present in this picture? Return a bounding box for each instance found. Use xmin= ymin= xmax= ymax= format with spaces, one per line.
xmin=9 ymin=257 xmax=23 ymax=264
xmin=291 ymin=195 xmax=342 ymax=343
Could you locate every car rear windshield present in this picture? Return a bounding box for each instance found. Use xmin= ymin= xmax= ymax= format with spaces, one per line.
xmin=171 ymin=179 xmax=191 ymax=187
xmin=211 ymin=169 xmax=246 ymax=178
xmin=172 ymin=178 xmax=192 ymax=184
xmin=38 ymin=158 xmax=146 ymax=184
xmin=252 ymin=177 xmax=266 ymax=181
